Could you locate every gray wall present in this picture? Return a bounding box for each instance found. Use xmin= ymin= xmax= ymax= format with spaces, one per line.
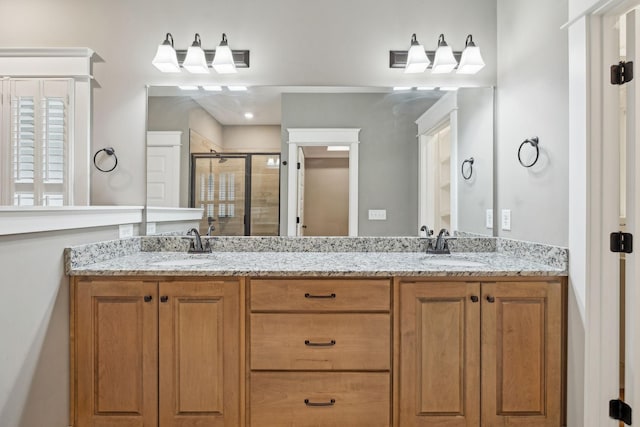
xmin=496 ymin=0 xmax=569 ymax=246
xmin=0 ymin=0 xmax=497 ymax=207
xmin=456 ymin=87 xmax=495 ymax=235
xmin=281 ymin=92 xmax=438 ymax=236
xmin=0 ymin=227 xmax=125 ymax=427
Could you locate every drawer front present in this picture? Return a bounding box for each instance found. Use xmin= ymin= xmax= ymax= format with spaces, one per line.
xmin=250 ymin=279 xmax=390 ymax=312
xmin=251 ymin=313 xmax=390 ymax=370
xmin=250 ymin=372 xmax=390 ymax=427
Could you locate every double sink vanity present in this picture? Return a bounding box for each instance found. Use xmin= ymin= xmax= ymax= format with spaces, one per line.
xmin=66 ymin=235 xmax=567 ymax=427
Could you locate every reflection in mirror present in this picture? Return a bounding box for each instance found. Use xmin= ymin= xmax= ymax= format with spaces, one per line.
xmin=146 ymin=86 xmax=494 ymax=237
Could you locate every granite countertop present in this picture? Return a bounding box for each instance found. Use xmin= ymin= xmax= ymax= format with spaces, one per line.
xmin=67 ymin=250 xmax=567 ymax=277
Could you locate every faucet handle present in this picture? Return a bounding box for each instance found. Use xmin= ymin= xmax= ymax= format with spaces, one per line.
xmin=420 ymin=225 xmax=434 ymax=237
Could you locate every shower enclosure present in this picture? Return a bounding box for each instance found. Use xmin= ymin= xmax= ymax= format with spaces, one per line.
xmin=191 ymin=153 xmax=280 ymax=236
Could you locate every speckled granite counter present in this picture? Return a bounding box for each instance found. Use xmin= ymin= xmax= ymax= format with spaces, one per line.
xmin=65 ymin=236 xmax=567 ymax=277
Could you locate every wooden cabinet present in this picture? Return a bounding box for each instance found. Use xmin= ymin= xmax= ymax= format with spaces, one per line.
xmin=72 ymin=278 xmax=240 ymax=427
xmin=248 ymin=278 xmax=392 ymax=427
xmin=399 ymin=279 xmax=563 ymax=427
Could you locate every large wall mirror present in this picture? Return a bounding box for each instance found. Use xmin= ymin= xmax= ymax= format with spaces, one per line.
xmin=146 ymin=86 xmax=494 ymax=237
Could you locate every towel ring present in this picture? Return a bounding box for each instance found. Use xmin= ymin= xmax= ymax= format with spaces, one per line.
xmin=93 ymin=147 xmax=118 ymax=172
xmin=518 ymin=137 xmax=539 ymax=168
xmin=461 ymin=157 xmax=474 ymax=180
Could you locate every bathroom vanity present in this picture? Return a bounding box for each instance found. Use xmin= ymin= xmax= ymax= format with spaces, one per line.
xmin=66 ymin=237 xmax=567 ymax=427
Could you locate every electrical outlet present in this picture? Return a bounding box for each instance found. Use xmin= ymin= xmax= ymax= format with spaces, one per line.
xmin=146 ymin=222 xmax=157 ymax=235
xmin=368 ymin=209 xmax=387 ymax=220
xmin=119 ymin=224 xmax=134 ymax=238
xmin=486 ymin=209 xmax=493 ymax=229
xmin=501 ymin=209 xmax=511 ymax=231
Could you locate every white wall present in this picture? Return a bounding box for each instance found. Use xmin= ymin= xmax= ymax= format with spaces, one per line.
xmin=0 ymin=0 xmax=497 ymax=206
xmin=496 ymin=0 xmax=569 ymax=246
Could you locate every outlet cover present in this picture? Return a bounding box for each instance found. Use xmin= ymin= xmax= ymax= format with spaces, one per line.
xmin=486 ymin=209 xmax=493 ymax=229
xmin=119 ymin=224 xmax=134 ymax=238
xmin=146 ymin=222 xmax=157 ymax=235
xmin=368 ymin=209 xmax=387 ymax=221
xmin=501 ymin=209 xmax=511 ymax=231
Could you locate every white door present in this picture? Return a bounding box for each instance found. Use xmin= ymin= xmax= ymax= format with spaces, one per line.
xmin=146 ymin=131 xmax=181 ymax=207
xmin=296 ymin=147 xmax=305 ymax=236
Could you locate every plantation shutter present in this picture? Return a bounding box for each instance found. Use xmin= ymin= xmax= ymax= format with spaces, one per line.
xmin=9 ymin=79 xmax=70 ymax=206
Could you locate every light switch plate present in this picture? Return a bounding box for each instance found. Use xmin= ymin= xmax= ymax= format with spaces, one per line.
xmin=501 ymin=209 xmax=511 ymax=231
xmin=486 ymin=209 xmax=493 ymax=229
xmin=119 ymin=224 xmax=134 ymax=238
xmin=146 ymin=222 xmax=157 ymax=235
xmin=368 ymin=209 xmax=387 ymax=220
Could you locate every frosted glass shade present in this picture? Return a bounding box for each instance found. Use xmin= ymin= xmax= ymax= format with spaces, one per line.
xmin=405 ymin=43 xmax=430 ymax=73
xmin=152 ymin=44 xmax=180 ymax=73
xmin=212 ymin=44 xmax=237 ymax=74
xmin=432 ymin=45 xmax=457 ymax=74
xmin=183 ymin=45 xmax=209 ymax=74
xmin=457 ymin=45 xmax=485 ymax=74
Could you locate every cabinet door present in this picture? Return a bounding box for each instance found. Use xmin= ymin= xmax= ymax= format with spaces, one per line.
xmin=158 ymin=280 xmax=240 ymax=427
xmin=481 ymin=281 xmax=562 ymax=426
xmin=399 ymin=281 xmax=480 ymax=427
xmin=75 ymin=280 xmax=158 ymax=427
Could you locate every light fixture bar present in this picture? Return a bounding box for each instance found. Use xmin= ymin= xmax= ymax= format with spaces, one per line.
xmin=389 ymin=50 xmax=462 ymax=69
xmin=175 ymin=49 xmax=250 ymax=68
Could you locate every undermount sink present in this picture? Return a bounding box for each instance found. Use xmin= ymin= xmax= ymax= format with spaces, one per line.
xmin=421 ymin=258 xmax=487 ymax=268
xmin=151 ymin=259 xmax=212 ymax=267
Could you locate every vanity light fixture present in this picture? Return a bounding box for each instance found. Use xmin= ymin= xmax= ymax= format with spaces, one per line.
xmin=431 ymin=34 xmax=458 ymax=74
xmin=178 ymin=85 xmax=199 ymax=90
xmin=393 ymin=86 xmax=412 ymax=91
xmin=203 ymin=85 xmax=223 ymax=91
xmin=212 ymin=33 xmax=237 ymax=74
xmin=151 ymin=33 xmax=180 ymax=73
xmin=389 ymin=33 xmax=485 ymax=75
xmin=151 ymin=32 xmax=250 ymax=73
xmin=457 ymin=35 xmax=485 ymax=74
xmin=405 ymin=34 xmax=430 ymax=73
xmin=417 ymin=86 xmax=436 ymax=90
xmin=183 ymin=33 xmax=209 ymax=74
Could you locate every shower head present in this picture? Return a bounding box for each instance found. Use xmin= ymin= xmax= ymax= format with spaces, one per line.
xmin=210 ymin=149 xmax=228 ymax=163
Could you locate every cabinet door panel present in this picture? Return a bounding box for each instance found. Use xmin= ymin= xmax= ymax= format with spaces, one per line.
xmin=482 ymin=281 xmax=562 ymax=426
xmin=159 ymin=280 xmax=240 ymax=427
xmin=399 ymin=281 xmax=480 ymax=427
xmin=76 ymin=280 xmax=158 ymax=427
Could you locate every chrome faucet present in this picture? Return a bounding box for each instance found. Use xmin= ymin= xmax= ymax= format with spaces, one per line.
xmin=207 ymin=224 xmax=216 ymax=236
xmin=186 ymin=228 xmax=211 ymax=253
xmin=433 ymin=228 xmax=451 ymax=254
xmin=420 ymin=225 xmax=435 ymax=253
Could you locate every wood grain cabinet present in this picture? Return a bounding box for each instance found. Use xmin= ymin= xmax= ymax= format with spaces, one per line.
xmin=248 ymin=278 xmax=392 ymax=427
xmin=399 ymin=279 xmax=564 ymax=427
xmin=71 ymin=278 xmax=240 ymax=427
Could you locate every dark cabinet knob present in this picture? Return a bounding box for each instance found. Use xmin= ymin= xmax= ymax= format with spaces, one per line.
xmin=486 ymin=295 xmax=495 ymax=303
xmin=160 ymin=296 xmax=169 ymax=303
xmin=470 ymin=295 xmax=479 ymax=303
xmin=144 ymin=295 xmax=152 ymax=302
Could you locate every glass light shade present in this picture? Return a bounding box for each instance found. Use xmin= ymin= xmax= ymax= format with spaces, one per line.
xmin=432 ymin=45 xmax=457 ymax=74
xmin=152 ymin=43 xmax=180 ymax=73
xmin=405 ymin=43 xmax=430 ymax=73
xmin=457 ymin=45 xmax=485 ymax=74
xmin=212 ymin=44 xmax=237 ymax=74
xmin=183 ymin=45 xmax=209 ymax=74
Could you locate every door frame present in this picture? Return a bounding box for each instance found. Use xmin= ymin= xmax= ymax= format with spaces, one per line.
xmin=286 ymin=128 xmax=360 ymax=236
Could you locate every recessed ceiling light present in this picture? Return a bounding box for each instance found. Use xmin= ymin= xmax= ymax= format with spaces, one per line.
xmin=203 ymin=85 xmax=222 ymax=91
xmin=393 ymin=86 xmax=412 ymax=91
xmin=244 ymin=112 xmax=254 ymax=119
xmin=327 ymin=146 xmax=350 ymax=151
xmin=228 ymin=86 xmax=248 ymax=91
xmin=417 ymin=87 xmax=436 ymax=91
xmin=178 ymin=85 xmax=199 ymax=90
xmin=439 ymin=87 xmax=459 ymax=91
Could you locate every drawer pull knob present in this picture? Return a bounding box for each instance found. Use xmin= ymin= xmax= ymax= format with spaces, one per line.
xmin=486 ymin=295 xmax=495 ymax=303
xmin=470 ymin=295 xmax=479 ymax=303
xmin=304 ymin=398 xmax=336 ymax=407
xmin=144 ymin=295 xmax=152 ymax=302
xmin=304 ymin=293 xmax=336 ymax=299
xmin=304 ymin=339 xmax=336 ymax=347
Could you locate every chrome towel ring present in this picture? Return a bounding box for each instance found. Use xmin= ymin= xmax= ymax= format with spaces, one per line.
xmin=93 ymin=147 xmax=118 ymax=172
xmin=518 ymin=137 xmax=539 ymax=168
xmin=461 ymin=157 xmax=474 ymax=180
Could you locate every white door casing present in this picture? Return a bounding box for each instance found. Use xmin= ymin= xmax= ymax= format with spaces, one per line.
xmin=286 ymin=128 xmax=360 ymax=237
xmin=297 ymin=147 xmax=305 ymax=236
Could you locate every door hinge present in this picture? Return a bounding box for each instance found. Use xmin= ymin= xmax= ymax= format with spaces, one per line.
xmin=297 ymin=162 xmax=301 ymax=170
xmin=610 ymin=399 xmax=632 ymax=425
xmin=610 ymin=231 xmax=633 ymax=253
xmin=611 ymin=61 xmax=634 ymax=85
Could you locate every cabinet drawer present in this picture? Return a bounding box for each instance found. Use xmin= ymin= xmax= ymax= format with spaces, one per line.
xmin=250 ymin=372 xmax=390 ymax=427
xmin=251 ymin=313 xmax=390 ymax=370
xmin=250 ymin=279 xmax=390 ymax=312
